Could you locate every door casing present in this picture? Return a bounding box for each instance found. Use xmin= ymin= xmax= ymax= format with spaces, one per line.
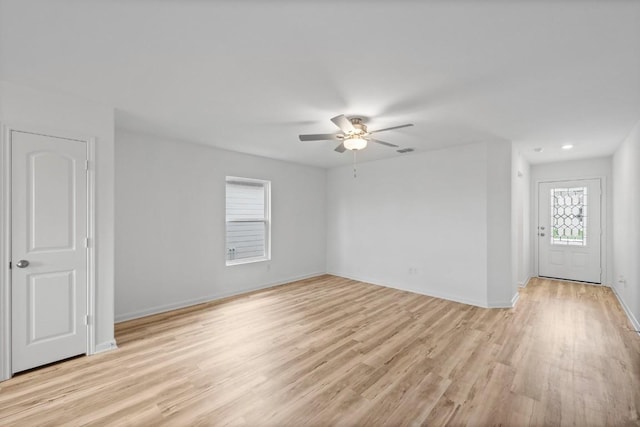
xmin=533 ymin=176 xmax=608 ymax=285
xmin=0 ymin=123 xmax=97 ymax=381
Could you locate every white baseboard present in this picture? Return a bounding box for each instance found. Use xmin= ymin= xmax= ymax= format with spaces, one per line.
xmin=611 ymin=284 xmax=640 ymax=335
xmin=518 ymin=276 xmax=532 ymax=288
xmin=486 ymin=291 xmax=519 ymax=309
xmin=327 ymin=271 xmax=493 ymax=308
xmin=511 ymin=291 xmax=520 ymax=307
xmin=328 ymin=272 xmax=522 ymax=310
xmin=94 ymin=340 xmax=118 ymax=354
xmin=115 ymin=272 xmax=325 ymax=323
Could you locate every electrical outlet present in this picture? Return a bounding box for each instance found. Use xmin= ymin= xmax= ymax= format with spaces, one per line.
xmin=618 ymin=275 xmax=627 ymax=287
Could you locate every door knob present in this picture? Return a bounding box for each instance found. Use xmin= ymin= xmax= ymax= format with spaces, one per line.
xmin=15 ymin=260 xmax=29 ymax=268
xmin=539 ymin=233 xmax=545 ymax=237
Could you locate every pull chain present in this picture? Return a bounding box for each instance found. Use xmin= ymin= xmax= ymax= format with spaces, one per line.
xmin=353 ymin=150 xmax=357 ymax=178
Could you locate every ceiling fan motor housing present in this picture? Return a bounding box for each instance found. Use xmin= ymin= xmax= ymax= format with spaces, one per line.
xmin=350 ymin=118 xmax=367 ymax=135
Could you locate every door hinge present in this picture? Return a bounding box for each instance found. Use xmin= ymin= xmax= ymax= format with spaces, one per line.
xmin=85 ymin=160 xmax=90 ymax=171
xmin=85 ymin=237 xmax=90 ymax=248
xmin=9 ymin=261 xmax=11 ymax=269
xmin=85 ymin=314 xmax=91 ymax=325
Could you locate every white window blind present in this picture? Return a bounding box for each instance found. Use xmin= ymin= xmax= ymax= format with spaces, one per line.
xmin=225 ymin=177 xmax=270 ymax=265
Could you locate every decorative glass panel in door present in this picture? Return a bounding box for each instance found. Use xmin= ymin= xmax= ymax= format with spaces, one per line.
xmin=550 ymin=187 xmax=587 ymax=246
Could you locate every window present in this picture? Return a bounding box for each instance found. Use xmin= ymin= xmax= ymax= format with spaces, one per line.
xmin=225 ymin=177 xmax=271 ymax=265
xmin=550 ymin=186 xmax=587 ymax=246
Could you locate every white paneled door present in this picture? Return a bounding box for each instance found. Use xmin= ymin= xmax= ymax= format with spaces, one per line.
xmin=538 ymin=179 xmax=601 ymax=283
xmin=11 ymin=131 xmax=88 ymax=373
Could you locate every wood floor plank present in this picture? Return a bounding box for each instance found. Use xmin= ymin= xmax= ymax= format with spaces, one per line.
xmin=1 ymin=275 xmax=639 ymax=426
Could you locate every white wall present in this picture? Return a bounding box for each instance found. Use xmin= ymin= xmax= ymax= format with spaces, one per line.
xmin=612 ymin=120 xmax=640 ymax=331
xmin=326 ymin=140 xmax=513 ymax=308
xmin=530 ymin=157 xmax=613 ymax=285
xmin=513 ymin=149 xmax=531 ymax=287
xmin=487 ymin=141 xmax=514 ymax=306
xmin=114 ymin=129 xmax=326 ymax=321
xmin=0 ymin=81 xmax=116 ymax=375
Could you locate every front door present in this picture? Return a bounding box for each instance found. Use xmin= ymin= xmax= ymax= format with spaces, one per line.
xmin=11 ymin=130 xmax=88 ymax=373
xmin=538 ymin=179 xmax=601 ymax=283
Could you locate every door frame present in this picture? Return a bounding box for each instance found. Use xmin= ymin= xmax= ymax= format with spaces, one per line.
xmin=0 ymin=123 xmax=97 ymax=381
xmin=533 ymin=176 xmax=608 ymax=285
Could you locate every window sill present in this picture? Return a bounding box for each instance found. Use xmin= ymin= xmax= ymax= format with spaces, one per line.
xmin=226 ymin=256 xmax=270 ymax=267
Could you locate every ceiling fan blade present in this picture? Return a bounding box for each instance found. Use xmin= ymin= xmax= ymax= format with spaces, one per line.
xmin=334 ymin=142 xmax=346 ymax=153
xmin=369 ymin=138 xmax=399 ymax=148
xmin=299 ymin=133 xmax=341 ymax=141
xmin=369 ymin=123 xmax=414 ymax=134
xmin=330 ymin=114 xmax=356 ymax=133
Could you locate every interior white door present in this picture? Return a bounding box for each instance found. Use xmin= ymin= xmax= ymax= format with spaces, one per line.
xmin=538 ymin=179 xmax=601 ymax=283
xmin=11 ymin=131 xmax=88 ymax=373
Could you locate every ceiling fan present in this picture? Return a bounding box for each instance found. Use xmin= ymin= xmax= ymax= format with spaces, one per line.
xmin=299 ymin=115 xmax=413 ymax=153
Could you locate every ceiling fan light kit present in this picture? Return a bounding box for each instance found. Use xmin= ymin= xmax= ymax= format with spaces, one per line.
xmin=343 ymin=135 xmax=367 ymax=151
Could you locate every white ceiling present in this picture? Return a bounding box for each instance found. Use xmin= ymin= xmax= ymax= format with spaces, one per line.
xmin=1 ymin=0 xmax=639 ymax=168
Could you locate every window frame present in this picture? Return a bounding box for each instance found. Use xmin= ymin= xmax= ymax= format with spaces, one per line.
xmin=225 ymin=176 xmax=271 ymax=266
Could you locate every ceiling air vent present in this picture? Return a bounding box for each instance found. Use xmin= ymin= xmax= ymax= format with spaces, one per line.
xmin=397 ymin=148 xmax=415 ymax=153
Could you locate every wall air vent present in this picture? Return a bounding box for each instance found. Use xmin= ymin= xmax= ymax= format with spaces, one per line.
xmin=397 ymin=148 xmax=415 ymax=153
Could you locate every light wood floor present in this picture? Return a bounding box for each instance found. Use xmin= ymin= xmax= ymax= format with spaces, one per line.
xmin=1 ymin=276 xmax=639 ymax=426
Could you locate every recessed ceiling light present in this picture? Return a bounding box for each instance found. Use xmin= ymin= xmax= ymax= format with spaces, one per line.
xmin=533 ymin=147 xmax=543 ymax=152
xmin=562 ymin=144 xmax=574 ymax=150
